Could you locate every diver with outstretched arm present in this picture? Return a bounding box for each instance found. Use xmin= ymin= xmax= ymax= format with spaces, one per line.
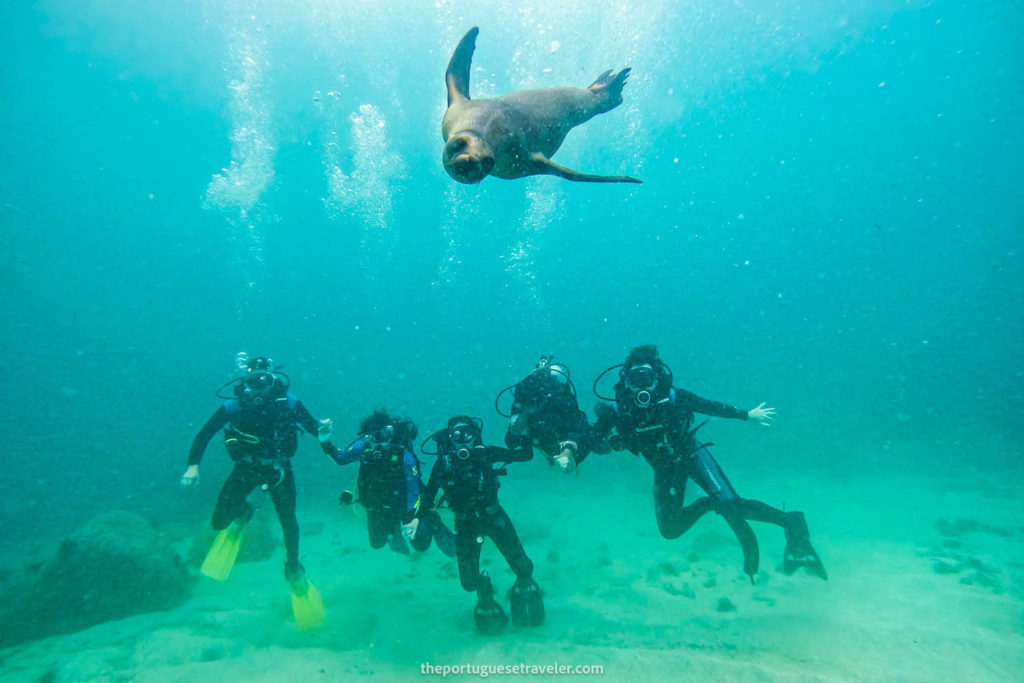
xmin=409 ymin=416 xmax=544 ymax=633
xmin=318 ymin=409 xmax=455 ymax=557
xmin=181 ymin=353 xmax=325 ymax=630
xmin=592 ymin=344 xmax=827 ymax=583
xmin=496 ymin=354 xmax=593 ymax=473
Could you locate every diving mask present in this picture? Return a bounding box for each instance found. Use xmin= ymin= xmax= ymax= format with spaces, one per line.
xmin=626 ymin=364 xmax=657 ymax=408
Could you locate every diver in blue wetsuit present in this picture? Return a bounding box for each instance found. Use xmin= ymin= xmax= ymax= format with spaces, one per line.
xmin=319 ymin=409 xmax=455 ymax=557
xmin=592 ymin=344 xmax=827 ymax=583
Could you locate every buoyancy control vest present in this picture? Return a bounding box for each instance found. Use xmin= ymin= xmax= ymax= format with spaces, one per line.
xmin=357 ymin=443 xmax=408 ymax=509
xmin=223 ymin=394 xmax=300 ymax=464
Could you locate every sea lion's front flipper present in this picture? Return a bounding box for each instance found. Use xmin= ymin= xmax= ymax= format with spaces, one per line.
xmin=530 ymin=153 xmax=642 ymax=184
xmin=446 ymin=27 xmax=479 ymax=106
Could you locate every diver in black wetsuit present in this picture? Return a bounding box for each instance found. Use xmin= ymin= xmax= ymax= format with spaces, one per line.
xmin=497 ymin=355 xmax=593 ymax=473
xmin=318 ymin=409 xmax=455 ymax=557
xmin=181 ymin=354 xmax=320 ymax=583
xmin=411 ymin=416 xmax=544 ymax=633
xmin=592 ymin=344 xmax=827 ymax=582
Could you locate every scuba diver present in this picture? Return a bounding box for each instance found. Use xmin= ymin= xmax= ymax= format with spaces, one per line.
xmin=496 ymin=354 xmax=593 ymax=473
xmin=318 ymin=409 xmax=456 ymax=557
xmin=181 ymin=352 xmax=325 ymax=630
xmin=410 ymin=416 xmax=544 ymax=633
xmin=592 ymin=344 xmax=827 ymax=583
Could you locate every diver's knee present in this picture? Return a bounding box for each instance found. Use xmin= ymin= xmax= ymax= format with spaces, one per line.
xmin=657 ymin=524 xmax=682 ymax=540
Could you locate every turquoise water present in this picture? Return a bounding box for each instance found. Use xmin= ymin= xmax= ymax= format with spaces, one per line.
xmin=1 ymin=0 xmax=1021 ymax=662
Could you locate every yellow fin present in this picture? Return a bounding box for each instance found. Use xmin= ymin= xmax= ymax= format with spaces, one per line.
xmin=200 ymin=520 xmax=245 ymax=581
xmin=290 ymin=579 xmax=326 ymax=631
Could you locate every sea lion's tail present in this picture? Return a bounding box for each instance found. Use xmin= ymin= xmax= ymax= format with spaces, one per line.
xmin=588 ymin=68 xmax=631 ymax=112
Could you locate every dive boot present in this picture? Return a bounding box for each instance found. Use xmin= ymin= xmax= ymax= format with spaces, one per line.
xmin=783 ymin=511 xmax=828 ymax=580
xmin=473 ymin=572 xmax=508 ymax=634
xmin=286 ymin=562 xmax=326 ymax=631
xmin=508 ymin=577 xmax=545 ymax=627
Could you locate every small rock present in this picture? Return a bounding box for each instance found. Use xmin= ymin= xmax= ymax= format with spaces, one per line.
xmin=964 ymin=557 xmax=992 ymax=572
xmin=661 ymin=580 xmax=695 ymax=598
xmin=933 ymin=560 xmax=961 ymax=575
xmin=716 ymin=597 xmax=737 ymax=612
xmin=200 ymin=646 xmax=226 ymax=662
xmin=960 ymin=571 xmax=1002 ymax=592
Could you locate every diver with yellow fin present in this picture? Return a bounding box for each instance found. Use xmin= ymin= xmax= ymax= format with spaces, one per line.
xmin=182 ymin=352 xmax=326 ymax=629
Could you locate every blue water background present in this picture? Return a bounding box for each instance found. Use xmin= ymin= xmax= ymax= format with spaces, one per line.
xmin=0 ymin=0 xmax=1020 ymax=548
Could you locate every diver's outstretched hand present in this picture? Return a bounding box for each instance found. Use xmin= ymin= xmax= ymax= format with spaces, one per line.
xmin=180 ymin=464 xmax=199 ymax=488
xmin=747 ymin=403 xmax=775 ymax=426
xmin=403 ymin=518 xmax=420 ymax=540
xmin=318 ymin=419 xmax=334 ymax=444
xmin=555 ymin=450 xmax=576 ymax=473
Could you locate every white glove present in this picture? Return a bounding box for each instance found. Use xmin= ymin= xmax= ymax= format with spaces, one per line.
xmin=403 ymin=518 xmax=420 ymax=540
xmin=318 ymin=418 xmax=334 ymax=444
xmin=180 ymin=465 xmax=199 ymax=488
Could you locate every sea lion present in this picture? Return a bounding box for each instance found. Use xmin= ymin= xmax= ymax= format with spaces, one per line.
xmin=442 ymin=27 xmax=642 ymax=185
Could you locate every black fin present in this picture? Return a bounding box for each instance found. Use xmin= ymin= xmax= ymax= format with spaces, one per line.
xmin=721 ymin=513 xmax=760 ymax=579
xmin=509 ymin=578 xmax=545 ymax=627
xmin=783 ymin=512 xmax=828 ymax=580
xmin=474 ymin=573 xmax=508 ymax=633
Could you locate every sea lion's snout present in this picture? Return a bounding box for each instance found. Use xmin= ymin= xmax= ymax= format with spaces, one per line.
xmin=443 ymin=133 xmax=493 ymax=184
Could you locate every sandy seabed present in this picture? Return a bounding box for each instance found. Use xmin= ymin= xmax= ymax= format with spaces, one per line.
xmin=2 ymin=455 xmax=1021 ymax=682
